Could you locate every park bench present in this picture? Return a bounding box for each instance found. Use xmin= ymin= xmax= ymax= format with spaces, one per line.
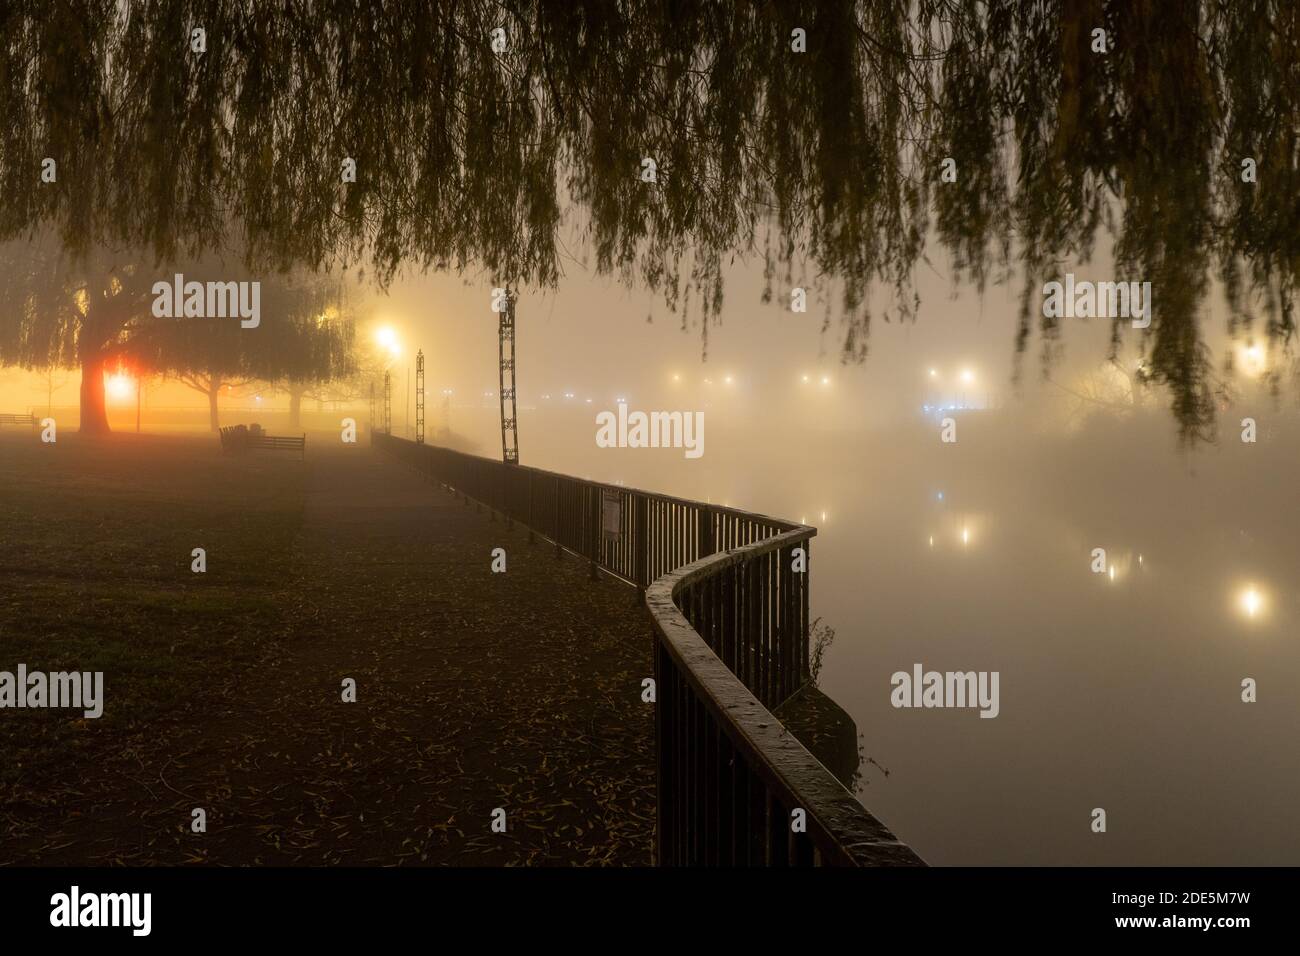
xmin=249 ymin=433 xmax=306 ymax=460
xmin=219 ymin=425 xmax=306 ymax=460
xmin=0 ymin=413 xmax=38 ymax=427
xmin=218 ymin=425 xmax=245 ymax=454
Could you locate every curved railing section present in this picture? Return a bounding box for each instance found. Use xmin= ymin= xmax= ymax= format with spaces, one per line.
xmin=372 ymin=431 xmax=922 ymax=866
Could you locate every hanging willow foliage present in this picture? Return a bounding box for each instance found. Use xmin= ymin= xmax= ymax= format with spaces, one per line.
xmin=0 ymin=1 xmax=1296 ymax=439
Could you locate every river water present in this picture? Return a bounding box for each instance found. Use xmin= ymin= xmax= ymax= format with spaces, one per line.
xmin=451 ymin=392 xmax=1298 ymax=865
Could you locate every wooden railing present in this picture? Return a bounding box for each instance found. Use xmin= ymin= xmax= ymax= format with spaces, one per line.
xmin=373 ymin=431 xmax=922 ymax=866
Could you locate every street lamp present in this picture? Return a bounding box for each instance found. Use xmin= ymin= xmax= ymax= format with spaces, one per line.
xmin=375 ymin=325 xmax=401 ymax=357
xmin=106 ymin=373 xmax=133 ymax=400
xmin=959 ymin=368 xmax=976 ymax=407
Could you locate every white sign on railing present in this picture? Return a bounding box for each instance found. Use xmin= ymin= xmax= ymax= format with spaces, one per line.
xmin=601 ymin=489 xmax=622 ymax=539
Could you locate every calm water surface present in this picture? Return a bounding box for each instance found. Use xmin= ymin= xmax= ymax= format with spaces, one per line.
xmin=512 ymin=404 xmax=1300 ymax=865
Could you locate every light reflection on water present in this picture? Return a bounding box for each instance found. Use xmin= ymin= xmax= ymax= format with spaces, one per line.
xmin=488 ymin=402 xmax=1299 ymax=864
xmin=798 ymin=419 xmax=1297 ymax=866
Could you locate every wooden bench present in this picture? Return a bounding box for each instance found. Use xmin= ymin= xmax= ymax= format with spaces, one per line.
xmin=249 ymin=433 xmax=306 ymax=460
xmin=218 ymin=426 xmax=306 ymax=460
xmin=0 ymin=413 xmax=38 ymax=427
xmin=218 ymin=426 xmax=245 ymax=454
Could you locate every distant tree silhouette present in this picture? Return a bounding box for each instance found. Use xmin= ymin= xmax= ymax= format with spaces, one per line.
xmin=119 ymin=272 xmax=356 ymax=431
xmin=0 ymin=235 xmax=354 ymax=432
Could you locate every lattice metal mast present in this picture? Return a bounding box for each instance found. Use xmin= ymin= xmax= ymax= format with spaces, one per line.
xmin=382 ymin=371 xmax=392 ymax=435
xmin=498 ymin=290 xmax=519 ymax=464
xmin=415 ymin=349 xmax=425 ymax=444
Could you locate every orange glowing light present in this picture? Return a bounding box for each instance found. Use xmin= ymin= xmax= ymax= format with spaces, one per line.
xmin=106 ymin=373 xmax=134 ymax=400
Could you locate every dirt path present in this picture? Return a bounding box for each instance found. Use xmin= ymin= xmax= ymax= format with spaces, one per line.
xmin=3 ymin=443 xmax=654 ymax=865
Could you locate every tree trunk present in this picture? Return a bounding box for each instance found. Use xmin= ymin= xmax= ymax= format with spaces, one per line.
xmin=289 ymin=388 xmax=303 ymax=430
xmin=79 ymin=351 xmax=111 ymax=434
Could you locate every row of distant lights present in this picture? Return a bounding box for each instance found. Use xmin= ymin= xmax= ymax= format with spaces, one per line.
xmin=535 ymin=392 xmax=594 ymax=403
xmin=671 ymin=372 xmax=832 ymax=387
xmin=471 ymin=372 xmax=832 ymax=400
xmin=431 ymin=366 xmax=977 ymax=404
xmin=673 ymin=373 xmax=739 ymax=386
xmin=930 ymin=367 xmax=976 ymax=384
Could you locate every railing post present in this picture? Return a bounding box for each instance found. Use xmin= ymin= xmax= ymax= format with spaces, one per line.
xmin=635 ymin=494 xmax=649 ymax=601
xmin=500 ymin=465 xmax=509 ymax=527
xmin=653 ymin=636 xmax=667 ymax=866
xmin=527 ymin=471 xmax=535 ymax=544
xmin=588 ymin=485 xmax=598 ymax=581
xmin=800 ymin=539 xmax=811 ymax=680
xmin=506 ymin=480 xmax=514 ymax=529
xmin=699 ymin=505 xmax=715 ymax=557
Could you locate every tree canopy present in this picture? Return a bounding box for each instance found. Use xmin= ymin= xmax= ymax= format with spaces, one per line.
xmin=0 ymin=1 xmax=1297 ymax=438
xmin=0 ymin=233 xmax=354 ymax=431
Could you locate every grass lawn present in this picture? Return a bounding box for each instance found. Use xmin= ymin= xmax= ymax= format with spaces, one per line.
xmin=0 ymin=431 xmax=306 ymax=791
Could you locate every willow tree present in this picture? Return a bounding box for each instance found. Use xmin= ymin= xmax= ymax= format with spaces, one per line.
xmin=123 ymin=272 xmax=357 ymax=430
xmin=0 ymin=233 xmax=354 ymax=432
xmin=0 ymin=1 xmax=1296 ymax=439
xmin=0 ymin=237 xmax=163 ymax=433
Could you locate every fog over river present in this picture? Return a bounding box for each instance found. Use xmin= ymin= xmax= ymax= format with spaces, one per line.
xmin=383 ymin=255 xmax=1299 ymax=865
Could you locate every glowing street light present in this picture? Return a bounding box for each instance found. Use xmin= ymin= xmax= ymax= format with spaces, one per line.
xmin=1238 ymin=342 xmax=1266 ymax=377
xmin=1238 ymin=585 xmax=1265 ymax=620
xmin=106 ymin=373 xmax=134 ymax=400
xmin=374 ymin=325 xmax=402 ymax=359
xmin=929 ymin=368 xmax=938 ymax=378
xmin=960 ymin=368 xmax=975 ymax=384
xmin=820 ymin=375 xmax=831 ymax=387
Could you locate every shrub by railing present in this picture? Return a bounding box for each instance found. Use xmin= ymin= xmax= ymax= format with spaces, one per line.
xmin=373 ymin=432 xmax=922 ymax=866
